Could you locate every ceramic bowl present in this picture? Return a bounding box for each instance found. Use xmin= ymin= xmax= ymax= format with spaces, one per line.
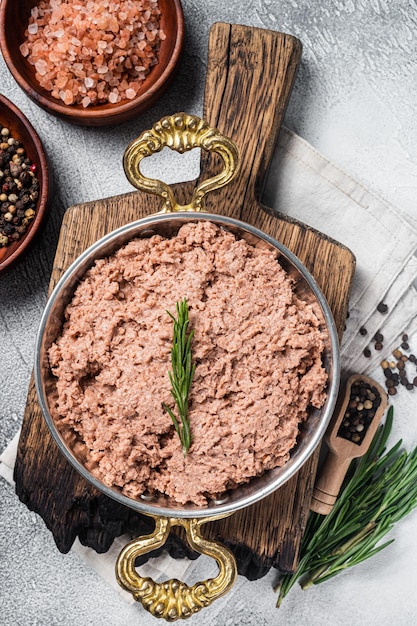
xmin=0 ymin=93 xmax=50 ymax=275
xmin=0 ymin=0 xmax=185 ymax=126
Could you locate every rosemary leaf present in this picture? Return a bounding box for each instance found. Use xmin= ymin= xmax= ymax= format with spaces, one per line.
xmin=276 ymin=406 xmax=417 ymax=606
xmin=162 ymin=298 xmax=196 ymax=455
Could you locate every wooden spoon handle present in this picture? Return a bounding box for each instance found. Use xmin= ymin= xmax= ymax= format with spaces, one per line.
xmin=310 ymin=452 xmax=352 ymax=515
xmin=199 ymin=22 xmax=302 ymax=217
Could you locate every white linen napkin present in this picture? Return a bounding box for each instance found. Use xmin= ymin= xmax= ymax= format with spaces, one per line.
xmin=263 ymin=128 xmax=417 ymax=374
xmin=2 ymin=127 xmax=417 ymax=598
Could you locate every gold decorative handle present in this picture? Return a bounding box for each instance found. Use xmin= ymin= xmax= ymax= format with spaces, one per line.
xmin=123 ymin=112 xmax=240 ymax=212
xmin=116 ymin=515 xmax=237 ymax=621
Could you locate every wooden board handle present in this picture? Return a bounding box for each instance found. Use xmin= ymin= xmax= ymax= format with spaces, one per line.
xmin=199 ymin=22 xmax=302 ymax=218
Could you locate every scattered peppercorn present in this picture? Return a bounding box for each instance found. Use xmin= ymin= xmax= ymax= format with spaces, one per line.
xmin=377 ymin=302 xmax=388 ymax=313
xmin=337 ymin=379 xmax=382 ymax=444
xmin=380 ymin=338 xmax=417 ymax=396
xmin=359 ymin=327 xmax=367 ymax=336
xmin=0 ymin=124 xmax=39 ymax=247
xmin=363 ymin=348 xmax=371 ymax=358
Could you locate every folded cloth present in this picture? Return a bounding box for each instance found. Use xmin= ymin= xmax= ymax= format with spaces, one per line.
xmin=0 ymin=429 xmax=19 ymax=486
xmin=2 ymin=128 xmax=417 ymax=599
xmin=263 ymin=127 xmax=417 ymax=374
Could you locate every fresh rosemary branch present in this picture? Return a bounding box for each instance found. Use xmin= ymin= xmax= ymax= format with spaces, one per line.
xmin=275 ymin=406 xmax=417 ymax=606
xmin=163 ymin=298 xmax=196 ymax=456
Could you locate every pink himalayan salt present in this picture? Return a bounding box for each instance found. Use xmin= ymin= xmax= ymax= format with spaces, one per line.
xmin=34 ymin=58 xmax=48 ymax=75
xmin=20 ymin=0 xmax=165 ymax=108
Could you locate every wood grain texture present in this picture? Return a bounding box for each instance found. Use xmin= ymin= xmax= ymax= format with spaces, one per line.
xmin=14 ymin=23 xmax=355 ymax=578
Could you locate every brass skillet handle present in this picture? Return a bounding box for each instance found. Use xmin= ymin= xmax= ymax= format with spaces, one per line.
xmin=116 ymin=515 xmax=237 ymax=621
xmin=123 ymin=113 xmax=240 ymax=212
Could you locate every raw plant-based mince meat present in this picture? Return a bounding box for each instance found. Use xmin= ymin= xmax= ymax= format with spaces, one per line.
xmin=48 ymin=221 xmax=328 ymax=505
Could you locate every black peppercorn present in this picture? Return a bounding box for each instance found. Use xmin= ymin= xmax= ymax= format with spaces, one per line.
xmin=380 ymin=336 xmax=417 ymax=397
xmin=19 ymin=170 xmax=32 ymax=187
xmin=337 ymin=380 xmax=382 ymax=444
xmin=0 ymin=124 xmax=39 ymax=248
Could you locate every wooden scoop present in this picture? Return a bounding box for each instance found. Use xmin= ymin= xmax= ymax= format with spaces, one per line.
xmin=310 ymin=374 xmax=388 ymax=515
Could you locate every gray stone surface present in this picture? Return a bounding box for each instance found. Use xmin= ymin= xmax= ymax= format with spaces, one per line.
xmin=1 ymin=1 xmax=417 ymax=624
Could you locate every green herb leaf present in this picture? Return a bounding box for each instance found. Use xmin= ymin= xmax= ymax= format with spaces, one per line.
xmin=275 ymin=406 xmax=417 ymax=607
xmin=162 ymin=298 xmax=196 ymax=455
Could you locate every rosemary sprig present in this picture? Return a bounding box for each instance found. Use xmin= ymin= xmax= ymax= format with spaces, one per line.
xmin=162 ymin=298 xmax=196 ymax=455
xmin=275 ymin=406 xmax=417 ymax=606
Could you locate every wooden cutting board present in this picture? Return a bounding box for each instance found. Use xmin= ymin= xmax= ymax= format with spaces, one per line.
xmin=14 ymin=23 xmax=355 ymax=578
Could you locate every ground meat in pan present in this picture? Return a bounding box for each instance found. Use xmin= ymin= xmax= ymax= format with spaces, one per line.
xmin=49 ymin=221 xmax=328 ymax=505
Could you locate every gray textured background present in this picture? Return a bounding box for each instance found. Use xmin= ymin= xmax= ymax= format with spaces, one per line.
xmin=1 ymin=1 xmax=417 ymax=624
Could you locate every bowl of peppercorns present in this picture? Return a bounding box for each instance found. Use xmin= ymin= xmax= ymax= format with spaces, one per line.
xmin=0 ymin=0 xmax=184 ymax=126
xmin=0 ymin=93 xmax=50 ymax=275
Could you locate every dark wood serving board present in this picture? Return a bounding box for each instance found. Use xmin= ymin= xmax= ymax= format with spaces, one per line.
xmin=14 ymin=23 xmax=355 ymax=578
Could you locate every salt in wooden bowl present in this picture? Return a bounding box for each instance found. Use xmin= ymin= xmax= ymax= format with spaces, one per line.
xmin=0 ymin=0 xmax=185 ymax=126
